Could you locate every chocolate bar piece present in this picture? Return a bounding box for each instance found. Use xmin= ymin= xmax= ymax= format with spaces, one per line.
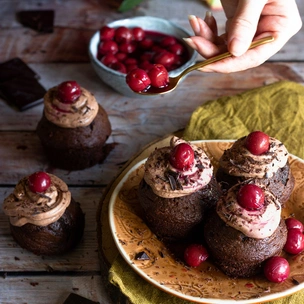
xmin=63 ymin=293 xmax=99 ymax=304
xmin=0 ymin=57 xmax=38 ymax=83
xmin=17 ymin=10 xmax=55 ymax=33
xmin=0 ymin=76 xmax=46 ymax=111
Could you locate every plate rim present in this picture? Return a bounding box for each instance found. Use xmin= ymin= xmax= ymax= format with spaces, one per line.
xmin=108 ymin=139 xmax=304 ymax=304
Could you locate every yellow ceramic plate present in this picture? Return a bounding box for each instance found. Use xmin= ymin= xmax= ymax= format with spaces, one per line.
xmin=108 ymin=140 xmax=304 ymax=303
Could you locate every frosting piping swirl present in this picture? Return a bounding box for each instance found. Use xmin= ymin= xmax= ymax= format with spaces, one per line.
xmin=3 ymin=174 xmax=71 ymax=227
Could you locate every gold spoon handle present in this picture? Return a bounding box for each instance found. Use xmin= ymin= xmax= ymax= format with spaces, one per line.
xmin=180 ymin=36 xmax=274 ymax=77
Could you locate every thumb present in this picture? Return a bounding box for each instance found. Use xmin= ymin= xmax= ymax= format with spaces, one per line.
xmin=226 ymin=0 xmax=267 ymax=56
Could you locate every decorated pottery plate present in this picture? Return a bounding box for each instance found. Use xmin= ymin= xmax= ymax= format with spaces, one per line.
xmin=108 ymin=140 xmax=304 ymax=304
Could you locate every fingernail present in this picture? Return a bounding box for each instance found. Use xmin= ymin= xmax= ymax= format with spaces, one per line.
xmin=183 ymin=37 xmax=197 ymax=50
xmin=188 ymin=15 xmax=197 ymax=21
xmin=204 ymin=11 xmax=213 ymax=21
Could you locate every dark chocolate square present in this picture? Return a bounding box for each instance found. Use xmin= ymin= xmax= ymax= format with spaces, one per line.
xmin=17 ymin=10 xmax=55 ymax=33
xmin=0 ymin=57 xmax=38 ymax=83
xmin=0 ymin=76 xmax=46 ymax=111
xmin=63 ymin=293 xmax=99 ymax=304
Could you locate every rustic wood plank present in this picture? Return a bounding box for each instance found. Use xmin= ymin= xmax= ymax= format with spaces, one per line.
xmin=0 ymin=274 xmax=110 ymax=304
xmin=0 ymin=187 xmax=103 ymax=272
xmin=0 ymin=0 xmax=303 ymax=62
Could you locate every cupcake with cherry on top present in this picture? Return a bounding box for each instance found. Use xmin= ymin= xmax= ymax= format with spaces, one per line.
xmin=204 ymin=182 xmax=287 ymax=278
xmin=36 ymin=80 xmax=112 ymax=170
xmin=216 ymin=131 xmax=294 ymax=204
xmin=138 ymin=136 xmax=222 ymax=243
xmin=3 ymin=171 xmax=85 ymax=255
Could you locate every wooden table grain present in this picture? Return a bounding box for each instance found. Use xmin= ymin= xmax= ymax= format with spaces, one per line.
xmin=0 ymin=1 xmax=303 ymax=303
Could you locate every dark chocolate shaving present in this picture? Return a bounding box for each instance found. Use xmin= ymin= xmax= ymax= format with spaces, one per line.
xmin=135 ymin=251 xmax=150 ymax=260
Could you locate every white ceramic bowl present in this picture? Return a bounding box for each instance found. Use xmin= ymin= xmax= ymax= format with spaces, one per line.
xmin=88 ymin=16 xmax=197 ymax=98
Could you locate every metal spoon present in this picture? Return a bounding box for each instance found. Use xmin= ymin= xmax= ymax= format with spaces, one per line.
xmin=136 ymin=36 xmax=274 ymax=96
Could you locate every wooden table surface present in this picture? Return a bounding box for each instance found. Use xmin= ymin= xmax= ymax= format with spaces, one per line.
xmin=0 ymin=1 xmax=303 ymax=303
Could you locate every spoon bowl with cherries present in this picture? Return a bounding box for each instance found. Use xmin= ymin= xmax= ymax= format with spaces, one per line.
xmin=127 ymin=36 xmax=274 ymax=96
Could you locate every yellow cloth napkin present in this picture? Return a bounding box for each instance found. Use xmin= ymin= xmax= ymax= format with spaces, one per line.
xmin=184 ymin=80 xmax=304 ymax=159
xmin=109 ymin=80 xmax=304 ymax=304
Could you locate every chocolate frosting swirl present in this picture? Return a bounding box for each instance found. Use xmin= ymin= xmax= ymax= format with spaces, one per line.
xmin=144 ymin=137 xmax=213 ymax=198
xmin=220 ymin=136 xmax=289 ymax=178
xmin=3 ymin=174 xmax=71 ymax=227
xmin=44 ymin=86 xmax=99 ymax=128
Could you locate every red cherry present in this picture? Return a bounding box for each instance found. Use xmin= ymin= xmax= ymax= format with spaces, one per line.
xmin=237 ymin=184 xmax=265 ymax=211
xmin=98 ymin=40 xmax=118 ymax=56
xmin=132 ymin=27 xmax=145 ymax=41
xmin=285 ymin=218 xmax=304 ymax=232
xmin=99 ymin=25 xmax=115 ymax=41
xmin=245 ymin=131 xmax=270 ymax=155
xmin=153 ymin=51 xmax=175 ymax=68
xmin=284 ymin=228 xmax=304 ymax=254
xmin=119 ymin=41 xmax=137 ymax=54
xmin=139 ymin=38 xmax=154 ymax=50
xmin=57 ymin=81 xmax=81 ymax=104
xmin=108 ymin=61 xmax=127 ymax=74
xmin=160 ymin=36 xmax=176 ymax=47
xmin=169 ymin=143 xmax=195 ymax=171
xmin=114 ymin=26 xmax=133 ymax=43
xmin=100 ymin=53 xmax=118 ymax=66
xmin=148 ymin=64 xmax=169 ymax=88
xmin=184 ymin=244 xmax=209 ymax=267
xmin=264 ymin=256 xmax=290 ymax=283
xmin=139 ymin=60 xmax=154 ymax=72
xmin=126 ymin=68 xmax=151 ymax=92
xmin=28 ymin=172 xmax=51 ymax=193
xmin=168 ymin=43 xmax=185 ymax=56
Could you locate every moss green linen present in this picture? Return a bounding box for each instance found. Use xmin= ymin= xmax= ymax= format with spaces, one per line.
xmin=109 ymin=80 xmax=304 ymax=304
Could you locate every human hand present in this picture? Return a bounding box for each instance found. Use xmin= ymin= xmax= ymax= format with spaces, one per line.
xmin=184 ymin=0 xmax=302 ymax=73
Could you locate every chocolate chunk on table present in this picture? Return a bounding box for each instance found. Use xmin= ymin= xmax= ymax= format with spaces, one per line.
xmin=0 ymin=57 xmax=38 ymax=83
xmin=63 ymin=293 xmax=100 ymax=304
xmin=17 ymin=10 xmax=55 ymax=33
xmin=0 ymin=76 xmax=46 ymax=111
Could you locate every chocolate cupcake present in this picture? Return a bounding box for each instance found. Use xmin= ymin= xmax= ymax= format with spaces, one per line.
xmin=3 ymin=171 xmax=85 ymax=255
xmin=138 ymin=137 xmax=222 ymax=242
xmin=204 ymin=182 xmax=287 ymax=278
xmin=216 ymin=131 xmax=294 ymax=204
xmin=36 ymin=81 xmax=112 ymax=170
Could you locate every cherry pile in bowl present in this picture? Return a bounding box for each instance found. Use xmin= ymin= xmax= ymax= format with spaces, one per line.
xmin=97 ymin=25 xmax=190 ymax=92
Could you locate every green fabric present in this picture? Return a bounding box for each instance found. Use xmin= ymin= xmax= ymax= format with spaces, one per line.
xmin=183 ymin=80 xmax=304 ymax=159
xmin=109 ymin=80 xmax=304 ymax=303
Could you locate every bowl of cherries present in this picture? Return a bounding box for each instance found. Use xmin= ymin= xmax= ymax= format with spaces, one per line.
xmin=88 ymin=16 xmax=197 ymax=97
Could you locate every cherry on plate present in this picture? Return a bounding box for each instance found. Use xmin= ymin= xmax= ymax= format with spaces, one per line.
xmin=237 ymin=184 xmax=265 ymax=211
xmin=245 ymin=131 xmax=270 ymax=155
xmin=126 ymin=68 xmax=151 ymax=92
xmin=57 ymin=81 xmax=81 ymax=104
xmin=285 ymin=218 xmax=304 ymax=232
xmin=184 ymin=244 xmax=209 ymax=267
xmin=169 ymin=143 xmax=195 ymax=171
xmin=28 ymin=172 xmax=51 ymax=193
xmin=263 ymin=256 xmax=290 ymax=283
xmin=284 ymin=228 xmax=304 ymax=255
